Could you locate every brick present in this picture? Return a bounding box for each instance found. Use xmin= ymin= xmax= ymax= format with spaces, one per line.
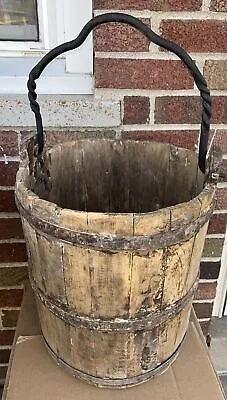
xmin=155 ymin=97 xmax=201 ymax=124
xmin=95 ymin=59 xmax=194 ymax=90
xmin=202 ymin=238 xmax=224 ymax=258
xmin=94 ymin=19 xmax=150 ymax=52
xmin=0 ymin=190 xmax=17 ymax=213
xmin=93 ymin=0 xmax=202 ymax=11
xmin=213 ymin=104 xmax=227 ymax=127
xmin=0 ymin=330 xmax=15 ymax=346
xmin=221 ymin=160 xmax=227 ymax=181
xmin=0 ymin=243 xmax=27 ymax=263
xmin=200 ymin=261 xmax=221 ymax=280
xmin=123 ymin=97 xmax=150 ymax=125
xmin=208 ymin=214 xmax=227 ymax=234
xmin=204 ymin=61 xmax=227 ymax=90
xmin=0 ymin=266 xmax=28 ymax=286
xmin=0 ymin=289 xmax=23 ymax=307
xmin=210 ymin=0 xmax=227 ymax=11
xmin=193 ymin=302 xmax=213 ymax=319
xmin=0 ymin=131 xmax=18 ymax=156
xmin=155 ymin=96 xmax=227 ymax=124
xmin=213 ymin=130 xmax=227 ymax=154
xmin=0 ymin=218 xmax=23 ymax=240
xmin=215 ymin=188 xmax=227 ymax=210
xmin=195 ymin=283 xmax=217 ymax=301
xmin=199 ymin=320 xmax=211 ymax=337
xmin=0 ymin=365 xmax=7 ymax=379
xmin=1 ymin=310 xmax=20 ymax=328
xmin=163 ymin=0 xmax=202 ymax=9
xmin=0 ymin=349 xmax=11 ymax=364
xmin=0 ymin=162 xmax=19 ymax=186
xmin=122 ymin=130 xmax=199 ymax=150
xmin=160 ymin=20 xmax=227 ymax=53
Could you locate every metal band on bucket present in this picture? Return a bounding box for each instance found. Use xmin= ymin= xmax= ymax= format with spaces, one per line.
xmin=30 ymin=273 xmax=198 ymax=332
xmin=16 ymin=197 xmax=213 ymax=253
xmin=43 ymin=334 xmax=184 ymax=388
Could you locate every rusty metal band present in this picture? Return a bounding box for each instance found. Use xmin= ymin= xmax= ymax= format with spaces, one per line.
xmin=30 ymin=273 xmax=198 ymax=332
xmin=16 ymin=197 xmax=213 ymax=252
xmin=43 ymin=334 xmax=183 ymax=388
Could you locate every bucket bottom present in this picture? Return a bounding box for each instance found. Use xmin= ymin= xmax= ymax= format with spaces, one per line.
xmin=43 ymin=334 xmax=185 ymax=389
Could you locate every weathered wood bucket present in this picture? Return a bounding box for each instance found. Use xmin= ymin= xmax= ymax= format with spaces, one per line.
xmin=15 ymin=13 xmax=220 ymax=388
xmin=16 ymin=139 xmax=218 ymax=388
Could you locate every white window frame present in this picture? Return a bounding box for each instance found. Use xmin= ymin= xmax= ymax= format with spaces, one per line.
xmin=0 ymin=0 xmax=94 ymax=94
xmin=213 ymin=228 xmax=227 ymax=317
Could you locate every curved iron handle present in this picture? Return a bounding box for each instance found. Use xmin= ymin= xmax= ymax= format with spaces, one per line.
xmin=27 ymin=13 xmax=211 ymax=173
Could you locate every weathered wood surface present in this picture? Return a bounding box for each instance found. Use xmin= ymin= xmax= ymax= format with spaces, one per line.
xmin=16 ymin=139 xmax=216 ymax=387
xmin=36 ymin=296 xmax=192 ymax=383
xmin=165 ymin=146 xmax=199 ymax=207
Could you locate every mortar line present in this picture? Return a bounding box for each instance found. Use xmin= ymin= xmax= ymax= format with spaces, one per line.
xmin=121 ymin=123 xmax=227 ymax=131
xmin=0 ymin=263 xmax=28 ymax=267
xmin=206 ymin=234 xmax=226 ymax=239
xmin=0 ymin=327 xmax=17 ymax=331
xmin=194 ymin=299 xmax=215 ymax=303
xmin=201 ymin=257 xmax=221 ymax=262
xmin=202 ymin=0 xmax=212 ymax=12
xmin=0 ymin=213 xmax=20 ymax=218
xmin=197 ymin=318 xmax=211 ymax=322
xmin=0 ymin=238 xmax=25 ymax=244
xmin=0 ymin=156 xmax=20 ymax=162
xmin=94 ymin=10 xmax=227 ymax=20
xmin=96 ymin=52 xmax=227 ymax=60
xmin=96 ymin=88 xmax=227 ymax=98
xmin=0 ymin=285 xmax=24 ymax=290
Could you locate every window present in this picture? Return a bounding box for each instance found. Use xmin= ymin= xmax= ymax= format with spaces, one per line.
xmin=0 ymin=0 xmax=39 ymax=41
xmin=0 ymin=0 xmax=93 ymax=94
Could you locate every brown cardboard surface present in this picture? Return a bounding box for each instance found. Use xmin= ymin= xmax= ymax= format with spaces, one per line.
xmin=3 ymin=282 xmax=226 ymax=400
xmin=2 ymin=281 xmax=40 ymax=400
xmin=15 ymin=281 xmax=41 ymax=337
xmin=4 ymin=323 xmax=225 ymax=400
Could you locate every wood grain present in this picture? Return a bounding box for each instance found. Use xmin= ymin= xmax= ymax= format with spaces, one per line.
xmin=161 ymin=238 xmax=195 ymax=308
xmin=129 ymin=249 xmax=164 ymax=316
xmin=37 ymin=298 xmax=71 ymax=363
xmin=89 ymin=249 xmax=132 ymax=318
xmin=62 ymin=245 xmax=92 ymax=315
xmin=165 ymin=146 xmax=198 ymax=207
xmin=36 ymin=233 xmax=66 ymax=304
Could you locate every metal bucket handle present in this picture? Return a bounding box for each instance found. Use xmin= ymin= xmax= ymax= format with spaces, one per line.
xmin=27 ymin=13 xmax=211 ymax=174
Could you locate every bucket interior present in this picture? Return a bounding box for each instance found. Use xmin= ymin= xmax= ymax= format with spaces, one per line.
xmin=29 ymin=140 xmax=204 ymax=213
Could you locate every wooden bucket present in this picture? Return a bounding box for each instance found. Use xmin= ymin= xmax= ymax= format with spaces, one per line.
xmin=15 ymin=12 xmax=221 ymax=388
xmin=16 ymin=139 xmax=216 ymax=388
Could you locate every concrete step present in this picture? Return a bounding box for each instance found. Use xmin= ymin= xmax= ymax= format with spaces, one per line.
xmin=210 ymin=338 xmax=227 ymax=374
xmin=219 ymin=375 xmax=227 ymax=398
xmin=210 ymin=317 xmax=227 ymax=375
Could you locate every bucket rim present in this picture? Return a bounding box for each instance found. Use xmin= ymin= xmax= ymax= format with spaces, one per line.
xmin=15 ymin=164 xmax=215 ymax=249
xmin=15 ymin=164 xmax=215 ymax=218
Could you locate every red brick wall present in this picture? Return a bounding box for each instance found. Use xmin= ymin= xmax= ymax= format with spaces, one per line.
xmin=93 ymin=0 xmax=227 ymax=339
xmin=0 ymin=0 xmax=227 ymax=381
xmin=0 ymin=131 xmax=26 ymax=380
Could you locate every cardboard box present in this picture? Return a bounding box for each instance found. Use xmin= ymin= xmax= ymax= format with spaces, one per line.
xmin=3 ymin=282 xmax=226 ymax=400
